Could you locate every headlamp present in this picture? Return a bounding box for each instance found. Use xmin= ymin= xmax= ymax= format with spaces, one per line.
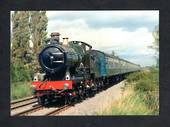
xmin=63 ymin=83 xmax=69 ymax=90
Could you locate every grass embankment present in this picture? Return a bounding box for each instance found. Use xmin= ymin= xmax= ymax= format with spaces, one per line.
xmin=98 ymin=68 xmax=159 ymax=115
xmin=11 ymin=82 xmax=32 ymax=101
xmin=11 ymin=63 xmax=34 ymax=100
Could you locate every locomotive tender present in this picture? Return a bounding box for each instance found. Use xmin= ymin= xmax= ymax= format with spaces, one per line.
xmin=32 ymin=32 xmax=141 ymax=105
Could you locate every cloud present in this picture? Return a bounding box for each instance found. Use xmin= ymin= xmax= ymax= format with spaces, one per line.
xmin=47 ymin=11 xmax=159 ymax=32
xmin=46 ymin=11 xmax=159 ymax=66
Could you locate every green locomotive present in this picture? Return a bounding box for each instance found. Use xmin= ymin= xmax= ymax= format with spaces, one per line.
xmin=32 ymin=32 xmax=141 ymax=105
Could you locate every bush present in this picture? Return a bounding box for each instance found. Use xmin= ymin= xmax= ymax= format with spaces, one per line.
xmin=11 ymin=82 xmax=32 ymax=100
xmin=11 ymin=63 xmax=34 ymax=100
xmin=135 ymin=79 xmax=157 ymax=92
xmin=126 ymin=68 xmax=159 ymax=92
xmin=126 ymin=68 xmax=159 ymax=114
xmin=97 ymin=68 xmax=159 ymax=115
xmin=11 ymin=63 xmax=34 ymax=82
xmin=126 ymin=71 xmax=149 ymax=83
xmin=97 ymin=88 xmax=153 ymax=115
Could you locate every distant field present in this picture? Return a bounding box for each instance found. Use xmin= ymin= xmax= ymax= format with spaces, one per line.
xmin=11 ymin=82 xmax=32 ymax=101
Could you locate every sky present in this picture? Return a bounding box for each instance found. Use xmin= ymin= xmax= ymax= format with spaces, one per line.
xmin=11 ymin=11 xmax=159 ymax=67
xmin=46 ymin=11 xmax=159 ymax=67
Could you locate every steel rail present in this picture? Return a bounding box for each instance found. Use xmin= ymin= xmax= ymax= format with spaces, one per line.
xmin=12 ymin=105 xmax=43 ymax=116
xmin=11 ymin=96 xmax=36 ymax=105
xmin=45 ymin=104 xmax=73 ymax=116
xmin=11 ymin=100 xmax=37 ymax=110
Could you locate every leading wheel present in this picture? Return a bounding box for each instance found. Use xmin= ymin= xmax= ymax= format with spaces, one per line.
xmin=78 ymin=88 xmax=85 ymax=101
xmin=38 ymin=96 xmax=45 ymax=105
xmin=64 ymin=94 xmax=72 ymax=105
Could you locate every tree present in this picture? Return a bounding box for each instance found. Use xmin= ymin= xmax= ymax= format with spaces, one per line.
xmin=11 ymin=11 xmax=30 ymax=65
xmin=30 ymin=11 xmax=48 ymax=71
xmin=153 ymin=25 xmax=159 ymax=52
xmin=11 ymin=11 xmax=33 ymax=82
xmin=152 ymin=25 xmax=159 ymax=68
xmin=11 ymin=11 xmax=48 ymax=82
xmin=111 ymin=50 xmax=115 ymax=56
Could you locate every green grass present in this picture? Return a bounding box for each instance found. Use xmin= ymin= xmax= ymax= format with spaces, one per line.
xmin=97 ymin=67 xmax=159 ymax=115
xmin=126 ymin=68 xmax=159 ymax=92
xmin=98 ymin=89 xmax=153 ymax=115
xmin=11 ymin=82 xmax=33 ymax=100
xmin=11 ymin=63 xmax=34 ymax=83
xmin=11 ymin=63 xmax=34 ymax=101
xmin=126 ymin=68 xmax=159 ymax=114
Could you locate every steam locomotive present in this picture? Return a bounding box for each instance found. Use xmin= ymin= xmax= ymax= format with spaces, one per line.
xmin=32 ymin=32 xmax=141 ymax=105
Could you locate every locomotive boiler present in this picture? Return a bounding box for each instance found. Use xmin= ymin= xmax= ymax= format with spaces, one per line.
xmin=32 ymin=32 xmax=141 ymax=105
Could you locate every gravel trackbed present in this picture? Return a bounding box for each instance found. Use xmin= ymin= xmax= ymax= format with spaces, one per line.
xmin=59 ymin=81 xmax=125 ymax=115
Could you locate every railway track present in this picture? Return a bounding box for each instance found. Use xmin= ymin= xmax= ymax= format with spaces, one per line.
xmin=10 ymin=96 xmax=73 ymax=116
xmin=11 ymin=96 xmax=43 ymax=116
xmin=11 ymin=96 xmax=36 ymax=104
xmin=11 ymin=80 xmax=124 ymax=116
xmin=11 ymin=96 xmax=37 ymax=110
xmin=12 ymin=103 xmax=73 ymax=116
xmin=44 ymin=104 xmax=73 ymax=116
xmin=12 ymin=105 xmax=43 ymax=116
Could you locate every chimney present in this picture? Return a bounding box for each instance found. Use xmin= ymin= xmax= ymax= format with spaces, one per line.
xmin=50 ymin=32 xmax=60 ymax=42
xmin=63 ymin=37 xmax=69 ymax=46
